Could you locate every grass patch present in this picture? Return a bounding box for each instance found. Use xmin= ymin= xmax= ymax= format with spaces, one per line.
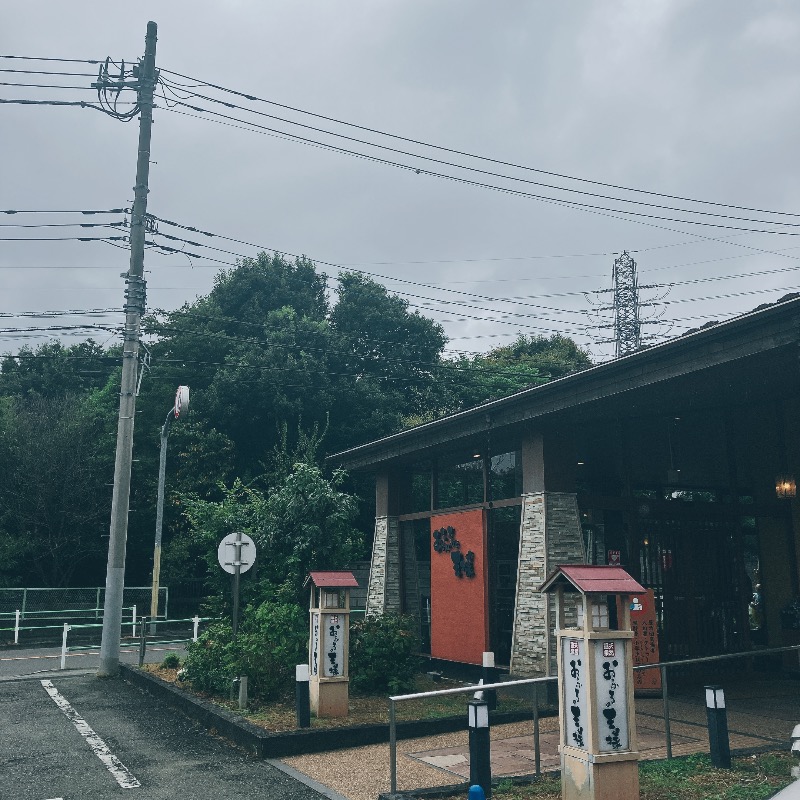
xmin=453 ymin=752 xmax=795 ymax=800
xmin=141 ymin=666 xmax=534 ymax=731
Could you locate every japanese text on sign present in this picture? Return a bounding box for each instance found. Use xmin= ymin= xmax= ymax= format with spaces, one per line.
xmin=562 ymin=638 xmax=587 ymax=750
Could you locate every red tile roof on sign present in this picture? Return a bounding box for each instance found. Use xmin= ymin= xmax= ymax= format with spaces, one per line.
xmin=539 ymin=565 xmax=645 ymax=595
xmin=307 ymin=570 xmax=359 ymax=588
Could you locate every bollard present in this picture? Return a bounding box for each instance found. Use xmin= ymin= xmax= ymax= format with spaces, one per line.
xmin=138 ymin=616 xmax=147 ymax=667
xmin=132 ymin=604 xmax=137 ymax=639
xmin=14 ymin=609 xmax=20 ymax=645
xmin=705 ymin=685 xmax=731 ymax=769
xmin=60 ymin=623 xmax=70 ymax=670
xmin=468 ymin=698 xmax=492 ymax=798
xmin=481 ymin=652 xmax=498 ymax=711
xmin=468 ymin=785 xmax=486 ymax=800
xmin=192 ymin=614 xmax=200 ymax=642
xmin=238 ymin=676 xmax=248 ymax=710
xmin=296 ymin=664 xmax=311 ymax=728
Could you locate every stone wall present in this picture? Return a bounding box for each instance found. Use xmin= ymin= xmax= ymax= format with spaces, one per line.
xmin=510 ymin=492 xmax=585 ymax=676
xmin=365 ymin=515 xmax=401 ymax=616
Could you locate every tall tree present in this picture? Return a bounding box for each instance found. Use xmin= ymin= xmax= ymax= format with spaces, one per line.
xmin=0 ymin=389 xmax=116 ymax=586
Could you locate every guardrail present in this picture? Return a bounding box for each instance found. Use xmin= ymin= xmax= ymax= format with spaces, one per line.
xmin=386 ymin=643 xmax=800 ymax=795
xmin=0 ymin=605 xmax=139 ymax=645
xmin=54 ymin=615 xmax=217 ymax=669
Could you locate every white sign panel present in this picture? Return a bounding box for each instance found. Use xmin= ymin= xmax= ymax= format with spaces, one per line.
xmin=561 ymin=638 xmax=587 ymax=750
xmin=310 ymin=613 xmax=320 ymax=676
xmin=322 ymin=613 xmax=344 ymax=677
xmin=593 ymin=639 xmax=630 ymax=752
xmin=217 ymin=532 xmax=256 ymax=574
xmin=174 ymin=385 xmax=190 ymax=419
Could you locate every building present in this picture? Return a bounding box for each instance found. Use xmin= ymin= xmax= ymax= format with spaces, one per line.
xmin=329 ymin=296 xmax=800 ymax=676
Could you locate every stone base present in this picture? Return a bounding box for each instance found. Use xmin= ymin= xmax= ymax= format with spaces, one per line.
xmin=562 ymin=750 xmax=639 ymax=800
xmin=310 ymin=679 xmax=349 ymax=718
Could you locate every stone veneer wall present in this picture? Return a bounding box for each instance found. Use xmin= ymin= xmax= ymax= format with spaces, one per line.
xmin=365 ymin=515 xmax=401 ymax=616
xmin=509 ymin=492 xmax=585 ymax=677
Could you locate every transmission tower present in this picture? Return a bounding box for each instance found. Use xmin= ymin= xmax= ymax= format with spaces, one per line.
xmin=611 ymin=251 xmax=641 ymax=357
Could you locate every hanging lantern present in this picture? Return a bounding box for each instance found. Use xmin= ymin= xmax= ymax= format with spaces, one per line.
xmin=776 ymin=474 xmax=797 ymax=499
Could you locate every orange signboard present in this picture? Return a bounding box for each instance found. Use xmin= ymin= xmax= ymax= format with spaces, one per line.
xmin=429 ymin=509 xmax=488 ymax=665
xmin=618 ymin=588 xmax=662 ymax=695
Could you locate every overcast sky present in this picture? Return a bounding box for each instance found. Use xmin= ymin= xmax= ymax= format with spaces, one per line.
xmin=3 ymin=1 xmax=800 ymax=361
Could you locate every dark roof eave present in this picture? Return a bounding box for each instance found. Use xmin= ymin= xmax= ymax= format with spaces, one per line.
xmin=328 ymin=297 xmax=800 ymax=471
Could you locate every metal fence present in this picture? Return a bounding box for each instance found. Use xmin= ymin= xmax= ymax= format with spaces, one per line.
xmin=387 ymin=644 xmax=800 ymax=795
xmin=0 ymin=586 xmax=168 ymax=619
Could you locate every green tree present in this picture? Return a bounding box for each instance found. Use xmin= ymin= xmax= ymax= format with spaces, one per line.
xmin=165 ymin=463 xmax=363 ymax=610
xmin=0 ymin=389 xmax=116 ymax=586
xmin=437 ymin=333 xmax=592 ymax=413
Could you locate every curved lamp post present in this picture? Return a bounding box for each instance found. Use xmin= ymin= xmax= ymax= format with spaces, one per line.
xmin=150 ymin=385 xmax=189 ymax=632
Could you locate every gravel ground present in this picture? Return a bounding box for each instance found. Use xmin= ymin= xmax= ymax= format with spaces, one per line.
xmin=283 ymin=718 xmax=559 ymax=800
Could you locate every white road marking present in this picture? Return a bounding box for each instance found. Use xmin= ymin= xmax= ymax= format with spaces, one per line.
xmin=40 ymin=679 xmax=141 ymax=789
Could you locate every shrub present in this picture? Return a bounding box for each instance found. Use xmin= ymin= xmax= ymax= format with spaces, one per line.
xmin=349 ymin=613 xmax=419 ymax=694
xmin=160 ymin=652 xmax=181 ymax=670
xmin=183 ymin=600 xmax=307 ymax=700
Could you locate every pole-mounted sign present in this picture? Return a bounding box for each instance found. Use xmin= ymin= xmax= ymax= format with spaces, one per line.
xmin=218 ymin=532 xmax=256 ymax=637
xmin=174 ymin=385 xmax=189 ymax=419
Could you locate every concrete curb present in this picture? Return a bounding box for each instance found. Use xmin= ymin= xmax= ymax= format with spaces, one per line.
xmin=119 ymin=664 xmax=551 ymax=758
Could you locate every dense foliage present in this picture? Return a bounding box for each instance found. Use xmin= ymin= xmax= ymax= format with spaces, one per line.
xmin=0 ymin=253 xmax=591 ymax=590
xmin=183 ymin=600 xmax=307 ymax=700
xmin=349 ymin=613 xmax=420 ymax=694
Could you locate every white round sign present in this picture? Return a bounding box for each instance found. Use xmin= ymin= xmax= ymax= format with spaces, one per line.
xmin=217 ymin=532 xmax=256 ymax=574
xmin=174 ymin=385 xmax=190 ymax=420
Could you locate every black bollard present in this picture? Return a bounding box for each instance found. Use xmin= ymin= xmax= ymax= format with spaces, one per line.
xmin=705 ymin=685 xmax=731 ymax=769
xmin=138 ymin=616 xmax=147 ymax=667
xmin=468 ymin=698 xmax=492 ymax=798
xmin=481 ymin=651 xmax=498 ymax=711
xmin=296 ymin=664 xmax=311 ymax=728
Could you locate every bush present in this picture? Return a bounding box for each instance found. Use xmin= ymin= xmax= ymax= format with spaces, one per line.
xmin=349 ymin=613 xmax=419 ymax=694
xmin=160 ymin=652 xmax=181 ymax=670
xmin=183 ymin=600 xmax=307 ymax=700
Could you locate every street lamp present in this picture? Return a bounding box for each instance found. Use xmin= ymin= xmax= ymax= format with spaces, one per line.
xmin=150 ymin=386 xmax=189 ymax=632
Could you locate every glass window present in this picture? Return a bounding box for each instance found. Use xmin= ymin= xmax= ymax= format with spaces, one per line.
xmin=437 ymin=454 xmax=484 ymax=509
xmin=489 ymin=450 xmax=522 ymax=501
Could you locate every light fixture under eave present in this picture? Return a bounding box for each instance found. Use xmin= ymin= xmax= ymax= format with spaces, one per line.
xmin=776 ymin=474 xmax=797 ymax=499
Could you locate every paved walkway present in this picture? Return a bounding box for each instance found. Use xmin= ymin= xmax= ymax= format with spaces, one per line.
xmin=282 ymin=674 xmax=800 ymax=800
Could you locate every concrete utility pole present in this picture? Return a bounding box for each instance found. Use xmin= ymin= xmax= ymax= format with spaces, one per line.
xmin=97 ymin=21 xmax=158 ymax=677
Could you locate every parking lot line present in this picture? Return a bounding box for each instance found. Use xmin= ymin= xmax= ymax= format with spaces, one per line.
xmin=40 ymin=679 xmax=141 ymax=789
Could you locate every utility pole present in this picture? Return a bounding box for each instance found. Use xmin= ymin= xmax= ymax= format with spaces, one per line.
xmin=97 ymin=21 xmax=158 ymax=677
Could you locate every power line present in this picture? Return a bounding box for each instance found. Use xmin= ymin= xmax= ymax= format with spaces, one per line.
xmin=158 ymin=67 xmax=800 ymax=220
xmin=1 ymin=208 xmax=126 ymax=214
xmin=0 ymin=222 xmax=124 ymax=229
xmin=0 ymin=235 xmax=127 ymax=242
xmin=0 ymin=98 xmax=121 ymax=111
xmin=0 ymin=67 xmax=101 ymax=77
xmin=158 ymin=101 xmax=800 ymax=236
xmin=0 ymin=55 xmax=107 ymax=64
xmin=0 ymin=82 xmax=100 ymax=91
xmin=157 ymin=84 xmax=800 ymax=231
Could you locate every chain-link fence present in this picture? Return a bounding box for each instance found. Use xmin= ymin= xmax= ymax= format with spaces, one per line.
xmin=0 ymin=586 xmax=168 ymax=621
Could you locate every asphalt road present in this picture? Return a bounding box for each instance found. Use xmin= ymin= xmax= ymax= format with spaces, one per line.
xmin=0 ymin=673 xmax=326 ymax=800
xmin=0 ymin=642 xmax=184 ymax=680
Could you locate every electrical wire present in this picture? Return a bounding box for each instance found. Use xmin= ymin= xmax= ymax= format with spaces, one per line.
xmin=157 ymin=81 xmax=800 ymax=230
xmin=159 ymin=67 xmax=800 ymax=220
xmin=0 ymin=55 xmax=107 ymax=64
xmin=157 ymin=103 xmax=800 ymax=237
xmin=1 ymin=208 xmax=126 ymax=215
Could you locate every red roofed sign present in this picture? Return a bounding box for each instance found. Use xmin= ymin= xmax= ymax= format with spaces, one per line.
xmin=306 ymin=571 xmax=359 ymax=588
xmin=539 ymin=564 xmax=645 ymax=596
